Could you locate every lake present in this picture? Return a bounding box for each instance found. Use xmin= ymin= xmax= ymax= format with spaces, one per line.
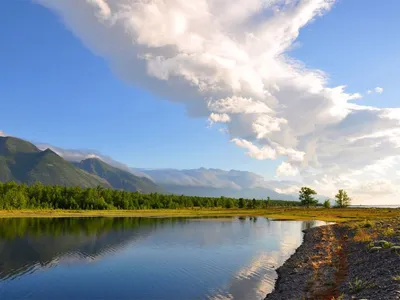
xmin=0 ymin=217 xmax=328 ymax=300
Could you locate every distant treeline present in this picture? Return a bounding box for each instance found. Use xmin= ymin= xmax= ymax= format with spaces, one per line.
xmin=0 ymin=182 xmax=300 ymax=210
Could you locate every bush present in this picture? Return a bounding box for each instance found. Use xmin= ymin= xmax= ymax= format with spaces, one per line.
xmin=323 ymin=199 xmax=331 ymax=209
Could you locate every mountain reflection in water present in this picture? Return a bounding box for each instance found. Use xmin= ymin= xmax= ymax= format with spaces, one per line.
xmin=0 ymin=217 xmax=326 ymax=300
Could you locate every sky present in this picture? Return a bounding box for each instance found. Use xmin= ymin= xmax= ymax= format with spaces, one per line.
xmin=1 ymin=0 xmax=400 ymax=204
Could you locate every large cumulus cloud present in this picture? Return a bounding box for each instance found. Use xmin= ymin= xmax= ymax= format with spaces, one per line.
xmin=34 ymin=0 xmax=400 ymax=204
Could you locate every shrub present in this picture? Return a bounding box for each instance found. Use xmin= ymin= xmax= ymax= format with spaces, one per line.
xmin=382 ymin=241 xmax=393 ymax=249
xmin=361 ymin=220 xmax=374 ymax=228
xmin=323 ymin=199 xmax=331 ymax=209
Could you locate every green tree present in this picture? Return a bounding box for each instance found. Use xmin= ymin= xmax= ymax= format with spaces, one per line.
xmin=299 ymin=187 xmax=318 ymax=208
xmin=323 ymin=199 xmax=331 ymax=209
xmin=238 ymin=198 xmax=246 ymax=209
xmin=335 ymin=189 xmax=351 ymax=208
xmin=4 ymin=189 xmax=27 ymax=209
xmin=251 ymin=198 xmax=257 ymax=209
xmin=224 ymin=198 xmax=234 ymax=209
xmin=266 ymin=196 xmax=271 ymax=207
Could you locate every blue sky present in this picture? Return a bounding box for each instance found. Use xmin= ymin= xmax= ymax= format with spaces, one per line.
xmin=1 ymin=0 xmax=399 ymax=183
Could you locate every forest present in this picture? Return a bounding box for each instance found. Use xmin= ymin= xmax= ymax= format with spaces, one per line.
xmin=0 ymin=181 xmax=301 ymax=210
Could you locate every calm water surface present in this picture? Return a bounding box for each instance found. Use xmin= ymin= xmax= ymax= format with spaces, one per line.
xmin=0 ymin=217 xmax=328 ymax=300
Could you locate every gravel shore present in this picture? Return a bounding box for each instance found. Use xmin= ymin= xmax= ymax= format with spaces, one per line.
xmin=265 ymin=217 xmax=400 ymax=300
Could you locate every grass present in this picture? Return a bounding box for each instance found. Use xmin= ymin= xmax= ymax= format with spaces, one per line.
xmin=361 ymin=220 xmax=375 ymax=228
xmin=353 ymin=228 xmax=377 ymax=242
xmin=0 ymin=207 xmax=399 ymax=221
xmin=333 ymin=294 xmax=345 ymax=300
xmin=348 ymin=277 xmax=375 ymax=294
xmin=393 ymin=275 xmax=400 ymax=281
xmin=383 ymin=227 xmax=396 ymax=237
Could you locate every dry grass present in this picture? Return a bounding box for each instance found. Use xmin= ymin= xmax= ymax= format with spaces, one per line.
xmin=353 ymin=228 xmax=377 ymax=243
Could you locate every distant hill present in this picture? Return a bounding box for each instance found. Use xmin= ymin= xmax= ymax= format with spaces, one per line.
xmin=132 ymin=168 xmax=297 ymax=200
xmin=25 ymin=139 xmax=300 ymax=200
xmin=0 ymin=136 xmax=110 ymax=188
xmin=159 ymin=184 xmax=296 ymax=200
xmin=74 ymin=158 xmax=164 ymax=193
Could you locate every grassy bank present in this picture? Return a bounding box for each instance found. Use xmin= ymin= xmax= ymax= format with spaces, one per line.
xmin=0 ymin=207 xmax=398 ymax=222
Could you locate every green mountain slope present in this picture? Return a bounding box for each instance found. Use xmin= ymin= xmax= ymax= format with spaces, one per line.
xmin=0 ymin=136 xmax=39 ymax=156
xmin=74 ymin=158 xmax=164 ymax=193
xmin=0 ymin=136 xmax=110 ymax=188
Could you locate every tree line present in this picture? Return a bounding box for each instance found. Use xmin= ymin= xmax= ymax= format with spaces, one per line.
xmin=0 ymin=181 xmax=301 ymax=210
xmin=298 ymin=186 xmax=351 ymax=208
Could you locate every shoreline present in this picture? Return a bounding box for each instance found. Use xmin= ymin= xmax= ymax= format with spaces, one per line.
xmin=0 ymin=207 xmax=399 ymax=222
xmin=266 ymin=217 xmax=400 ymax=299
xmin=1 ymin=208 xmax=399 ymax=298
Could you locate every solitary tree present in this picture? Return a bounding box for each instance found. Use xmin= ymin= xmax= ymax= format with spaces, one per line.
xmin=323 ymin=199 xmax=331 ymax=209
xmin=299 ymin=187 xmax=318 ymax=208
xmin=335 ymin=189 xmax=351 ymax=208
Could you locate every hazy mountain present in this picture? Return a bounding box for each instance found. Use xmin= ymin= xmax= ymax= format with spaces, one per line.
xmin=132 ymin=168 xmax=297 ymax=200
xmin=30 ymin=139 xmax=299 ymax=200
xmin=74 ymin=158 xmax=164 ymax=193
xmin=0 ymin=136 xmax=110 ymax=188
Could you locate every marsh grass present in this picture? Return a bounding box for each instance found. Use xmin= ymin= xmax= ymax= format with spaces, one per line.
xmin=0 ymin=207 xmax=399 ymax=222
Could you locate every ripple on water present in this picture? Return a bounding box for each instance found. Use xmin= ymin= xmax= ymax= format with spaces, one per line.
xmin=0 ymin=217 xmax=327 ymax=300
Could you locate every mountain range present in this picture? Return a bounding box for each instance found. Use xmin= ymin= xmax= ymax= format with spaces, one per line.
xmin=130 ymin=168 xmax=297 ymax=200
xmin=0 ymin=136 xmax=161 ymax=193
xmin=0 ymin=135 xmax=297 ymax=200
xmin=72 ymin=158 xmax=164 ymax=193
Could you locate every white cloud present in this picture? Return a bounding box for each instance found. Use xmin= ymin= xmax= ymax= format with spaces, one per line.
xmin=208 ymin=113 xmax=231 ymax=124
xmin=355 ymin=179 xmax=397 ymax=196
xmin=273 ymin=183 xmax=302 ymax=195
xmin=33 ymin=0 xmax=400 ymax=204
xmin=87 ymin=0 xmax=111 ymax=19
xmin=375 ymin=87 xmax=384 ymax=94
xmin=208 ymin=96 xmax=274 ymax=115
xmin=366 ymin=87 xmax=384 ymax=95
xmin=276 ymin=162 xmax=299 ymax=177
xmin=231 ymin=138 xmax=276 ymax=160
xmin=0 ymin=130 xmax=6 ymax=137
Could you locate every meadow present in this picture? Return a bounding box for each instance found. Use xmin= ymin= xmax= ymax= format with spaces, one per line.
xmin=0 ymin=207 xmax=399 ymax=222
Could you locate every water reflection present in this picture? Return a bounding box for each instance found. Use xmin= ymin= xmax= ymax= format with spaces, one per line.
xmin=0 ymin=217 xmax=327 ymax=300
xmin=0 ymin=217 xmax=169 ymax=280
